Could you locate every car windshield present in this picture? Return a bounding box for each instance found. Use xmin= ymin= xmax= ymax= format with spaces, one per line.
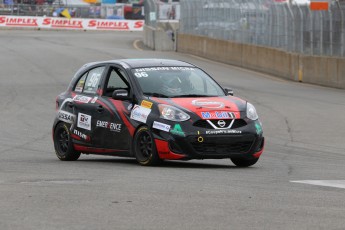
xmin=131 ymin=67 xmax=225 ymax=98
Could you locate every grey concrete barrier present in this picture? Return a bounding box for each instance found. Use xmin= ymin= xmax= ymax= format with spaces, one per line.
xmin=143 ymin=24 xmax=175 ymax=51
xmin=177 ymin=34 xmax=345 ymax=89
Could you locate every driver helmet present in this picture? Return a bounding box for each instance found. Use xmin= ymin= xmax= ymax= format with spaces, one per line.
xmin=161 ymin=76 xmax=183 ymax=94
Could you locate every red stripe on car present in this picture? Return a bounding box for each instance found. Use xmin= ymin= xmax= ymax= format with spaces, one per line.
xmin=154 ymin=139 xmax=186 ymax=160
xmin=109 ymin=100 xmax=135 ymax=136
xmin=73 ymin=144 xmax=126 ymax=153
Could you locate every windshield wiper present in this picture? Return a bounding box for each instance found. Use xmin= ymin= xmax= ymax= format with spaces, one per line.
xmin=143 ymin=92 xmax=170 ymax=98
xmin=170 ymin=94 xmax=212 ymax=98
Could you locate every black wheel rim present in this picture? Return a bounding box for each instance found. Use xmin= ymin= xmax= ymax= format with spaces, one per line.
xmin=137 ymin=131 xmax=153 ymax=161
xmin=56 ymin=128 xmax=70 ymax=155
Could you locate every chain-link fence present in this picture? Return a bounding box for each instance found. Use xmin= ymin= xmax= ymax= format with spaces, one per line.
xmin=144 ymin=0 xmax=180 ymax=27
xmin=179 ymin=0 xmax=345 ymax=57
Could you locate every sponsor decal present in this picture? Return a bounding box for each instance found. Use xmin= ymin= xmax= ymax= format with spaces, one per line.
xmin=96 ymin=120 xmax=121 ymax=132
xmin=57 ymin=111 xmax=75 ymax=124
xmin=75 ymin=79 xmax=85 ymax=93
xmin=170 ymin=124 xmax=185 ymax=137
xmin=201 ymin=111 xmax=234 ymax=119
xmin=134 ymin=67 xmax=195 ymax=72
xmin=77 ymin=113 xmax=91 ymax=130
xmin=141 ymin=100 xmax=153 ymax=109
xmin=192 ymin=99 xmax=224 ymax=109
xmin=130 ymin=105 xmax=151 ymax=123
xmin=73 ymin=95 xmax=92 ymax=104
xmin=42 ymin=18 xmax=83 ymax=29
xmin=205 ymin=130 xmax=242 ymax=135
xmin=255 ymin=122 xmax=263 ymax=134
xmin=91 ymin=97 xmax=98 ymax=104
xmin=0 ymin=16 xmax=144 ymax=31
xmin=0 ymin=16 xmax=38 ymax=26
xmin=88 ymin=20 xmax=129 ymax=30
xmin=109 ymin=123 xmax=121 ymax=132
xmin=73 ymin=129 xmax=90 ymax=141
xmin=152 ymin=121 xmax=171 ymax=132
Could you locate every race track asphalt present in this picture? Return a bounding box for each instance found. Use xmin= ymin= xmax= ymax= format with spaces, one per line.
xmin=1 ymin=30 xmax=345 ymax=230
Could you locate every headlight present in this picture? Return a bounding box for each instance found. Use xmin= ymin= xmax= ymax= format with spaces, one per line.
xmin=158 ymin=104 xmax=190 ymax=121
xmin=246 ymin=102 xmax=258 ymax=120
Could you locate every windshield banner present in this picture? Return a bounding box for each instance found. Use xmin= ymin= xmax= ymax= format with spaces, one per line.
xmin=0 ymin=16 xmax=143 ymax=31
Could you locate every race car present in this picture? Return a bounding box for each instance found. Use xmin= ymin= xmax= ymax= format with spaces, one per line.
xmin=53 ymin=59 xmax=264 ymax=167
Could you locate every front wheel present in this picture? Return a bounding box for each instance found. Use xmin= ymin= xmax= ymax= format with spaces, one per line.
xmin=53 ymin=122 xmax=81 ymax=161
xmin=133 ymin=126 xmax=161 ymax=166
xmin=230 ymin=157 xmax=259 ymax=167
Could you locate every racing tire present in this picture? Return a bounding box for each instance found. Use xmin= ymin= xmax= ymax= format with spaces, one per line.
xmin=53 ymin=122 xmax=81 ymax=161
xmin=133 ymin=126 xmax=161 ymax=166
xmin=230 ymin=157 xmax=259 ymax=167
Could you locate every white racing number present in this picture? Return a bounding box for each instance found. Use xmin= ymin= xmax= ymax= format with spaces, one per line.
xmin=134 ymin=72 xmax=148 ymax=78
xmin=87 ymin=73 xmax=100 ymax=88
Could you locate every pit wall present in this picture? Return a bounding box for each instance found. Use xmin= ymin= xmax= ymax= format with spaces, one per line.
xmin=177 ymin=34 xmax=345 ymax=89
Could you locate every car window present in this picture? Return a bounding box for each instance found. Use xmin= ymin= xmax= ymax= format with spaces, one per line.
xmin=189 ymin=71 xmax=220 ymax=95
xmin=132 ymin=67 xmax=225 ymax=98
xmin=104 ymin=68 xmax=129 ymax=97
xmin=83 ymin=67 xmax=105 ymax=94
xmin=75 ymin=74 xmax=87 ymax=93
xmin=74 ymin=66 xmax=105 ymax=94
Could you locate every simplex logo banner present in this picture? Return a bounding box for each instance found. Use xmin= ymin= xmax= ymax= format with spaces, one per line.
xmin=0 ymin=16 xmax=144 ymax=31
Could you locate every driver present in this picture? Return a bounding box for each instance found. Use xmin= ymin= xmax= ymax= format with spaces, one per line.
xmin=161 ymin=76 xmax=183 ymax=94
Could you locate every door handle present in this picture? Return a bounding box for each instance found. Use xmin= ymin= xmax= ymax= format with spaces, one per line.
xmin=97 ymin=105 xmax=104 ymax=113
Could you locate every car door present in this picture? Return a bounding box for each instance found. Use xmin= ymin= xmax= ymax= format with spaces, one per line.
xmin=71 ymin=65 xmax=106 ymax=146
xmin=92 ymin=65 xmax=132 ymax=150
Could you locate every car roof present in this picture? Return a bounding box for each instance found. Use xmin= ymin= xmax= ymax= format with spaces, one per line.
xmin=90 ymin=59 xmax=195 ymax=69
xmin=118 ymin=59 xmax=195 ymax=68
xmin=75 ymin=59 xmax=196 ymax=80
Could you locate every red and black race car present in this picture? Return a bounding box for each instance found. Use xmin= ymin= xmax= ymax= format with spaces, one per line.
xmin=53 ymin=59 xmax=264 ymax=167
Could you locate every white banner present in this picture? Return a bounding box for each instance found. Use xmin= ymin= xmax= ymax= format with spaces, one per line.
xmin=0 ymin=16 xmax=144 ymax=31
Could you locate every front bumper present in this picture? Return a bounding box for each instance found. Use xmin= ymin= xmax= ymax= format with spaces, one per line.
xmin=151 ymin=119 xmax=265 ymax=160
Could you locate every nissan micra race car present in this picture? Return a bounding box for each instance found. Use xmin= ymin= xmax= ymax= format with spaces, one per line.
xmin=53 ymin=59 xmax=264 ymax=167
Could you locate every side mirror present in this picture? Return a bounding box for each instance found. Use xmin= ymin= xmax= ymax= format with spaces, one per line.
xmin=112 ymin=89 xmax=131 ymax=101
xmin=224 ymin=87 xmax=234 ymax=96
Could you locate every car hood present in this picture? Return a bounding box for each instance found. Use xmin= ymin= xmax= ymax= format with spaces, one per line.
xmin=150 ymin=96 xmax=247 ymax=119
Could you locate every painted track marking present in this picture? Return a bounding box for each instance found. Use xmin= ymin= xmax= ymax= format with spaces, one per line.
xmin=133 ymin=39 xmax=143 ymax=51
xmin=291 ymin=180 xmax=345 ymax=189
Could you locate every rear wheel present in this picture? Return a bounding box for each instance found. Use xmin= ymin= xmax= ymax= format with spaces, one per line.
xmin=133 ymin=126 xmax=161 ymax=166
xmin=230 ymin=157 xmax=259 ymax=167
xmin=53 ymin=122 xmax=80 ymax=161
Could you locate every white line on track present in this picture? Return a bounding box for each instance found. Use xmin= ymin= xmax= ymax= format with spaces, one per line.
xmin=133 ymin=39 xmax=143 ymax=51
xmin=291 ymin=180 xmax=345 ymax=189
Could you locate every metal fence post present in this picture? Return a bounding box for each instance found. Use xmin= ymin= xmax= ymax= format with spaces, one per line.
xmin=309 ymin=8 xmax=314 ymax=55
xmin=283 ymin=4 xmax=288 ymax=51
xmin=287 ymin=2 xmax=295 ymax=52
xmin=328 ymin=5 xmax=333 ymax=56
xmin=320 ymin=11 xmax=323 ymax=55
xmin=336 ymin=0 xmax=344 ymax=57
xmin=296 ymin=4 xmax=304 ymax=53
